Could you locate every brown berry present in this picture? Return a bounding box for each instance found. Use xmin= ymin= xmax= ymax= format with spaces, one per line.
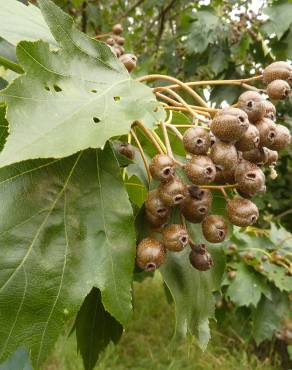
xmin=269 ymin=124 xmax=291 ymax=151
xmin=255 ymin=117 xmax=277 ymax=149
xmin=263 ymin=61 xmax=292 ymax=84
xmin=136 ymin=237 xmax=166 ymax=271
xmin=145 ymin=210 xmax=169 ymax=228
xmin=158 ymin=177 xmax=187 ymax=206
xmin=226 ymin=197 xmax=259 ymax=227
xmin=112 ymin=23 xmax=123 ymax=35
xmin=181 ymin=186 xmax=213 ymax=223
xmin=119 ymin=54 xmax=137 ymax=73
xmin=189 ymin=243 xmax=214 ymax=271
xmin=118 ymin=142 xmax=135 ymax=160
xmin=265 ymin=148 xmax=278 ymax=166
xmin=106 ymin=37 xmax=115 ymax=46
xmin=263 ymin=100 xmax=277 ymax=121
xmin=184 ymin=155 xmax=216 ymax=185
xmin=235 ymin=160 xmax=266 ymax=197
xmin=215 ymin=168 xmax=235 ymax=184
xmin=210 ymin=141 xmax=238 ymax=172
xmin=266 ymin=79 xmax=291 ymax=100
xmin=114 ymin=35 xmax=125 ymax=45
xmin=211 ymin=107 xmax=249 ymax=142
xmin=242 ymin=147 xmax=268 ymax=165
xmin=145 ymin=190 xmax=170 ymax=227
xmin=202 ymin=215 xmax=228 ymax=243
xmin=183 ymin=127 xmax=211 ymax=155
xmin=162 ymin=224 xmax=189 ymax=252
xmin=149 ymin=154 xmax=175 ymax=182
xmin=238 ymin=91 xmax=266 ymax=123
xmin=235 ymin=124 xmax=260 ymax=151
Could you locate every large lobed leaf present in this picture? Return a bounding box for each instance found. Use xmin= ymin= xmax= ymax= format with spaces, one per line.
xmin=0 ymin=144 xmax=136 ymax=367
xmin=0 ymin=0 xmax=164 ymax=169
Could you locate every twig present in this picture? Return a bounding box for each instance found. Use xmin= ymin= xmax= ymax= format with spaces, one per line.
xmin=132 ymin=121 xmax=164 ymax=154
xmin=165 ymin=123 xmax=183 ymax=141
xmin=131 ymin=128 xmax=151 ymax=183
xmin=161 ymin=120 xmax=173 ymax=158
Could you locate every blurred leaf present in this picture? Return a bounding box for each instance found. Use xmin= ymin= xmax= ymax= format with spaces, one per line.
xmin=0 ymin=105 xmax=8 ymax=152
xmin=261 ymin=262 xmax=292 ymax=292
xmin=0 ymin=348 xmax=32 ymax=370
xmin=261 ymin=2 xmax=292 ymax=39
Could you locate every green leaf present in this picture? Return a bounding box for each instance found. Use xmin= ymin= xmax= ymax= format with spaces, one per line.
xmin=261 ymin=2 xmax=292 ymax=39
xmin=160 ymin=224 xmax=225 ymax=350
xmin=226 ymin=263 xmax=271 ymax=307
xmin=261 ymin=262 xmax=292 ymax=292
xmin=252 ymin=289 xmax=290 ymax=344
xmin=75 ymin=288 xmax=123 ymax=370
xmin=0 ymin=106 xmax=8 ymax=152
xmin=0 ymin=348 xmax=32 ymax=370
xmin=0 ymin=0 xmax=164 ymax=168
xmin=0 ymin=144 xmax=135 ymax=367
xmin=0 ymin=0 xmax=56 ymax=47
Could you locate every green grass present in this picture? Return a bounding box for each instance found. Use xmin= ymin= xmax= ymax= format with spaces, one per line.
xmin=43 ymin=274 xmax=280 ymax=370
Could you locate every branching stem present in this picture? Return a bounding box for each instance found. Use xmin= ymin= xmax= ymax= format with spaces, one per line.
xmin=130 ymin=128 xmax=151 ymax=183
xmin=132 ymin=121 xmax=164 ymax=154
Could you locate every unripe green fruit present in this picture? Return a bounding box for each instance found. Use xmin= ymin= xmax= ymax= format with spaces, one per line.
xmin=235 ymin=160 xmax=266 ymax=197
xmin=210 ymin=141 xmax=238 ymax=172
xmin=145 ymin=190 xmax=170 ymax=218
xmin=180 ymin=186 xmax=213 ymax=223
xmin=226 ymin=197 xmax=259 ymax=227
xmin=266 ymin=79 xmax=291 ymax=100
xmin=136 ymin=237 xmax=166 ymax=271
xmin=118 ymin=142 xmax=135 ymax=160
xmin=183 ymin=127 xmax=211 ymax=155
xmin=238 ymin=91 xmax=266 ymax=123
xmin=263 ymin=100 xmax=276 ymax=121
xmin=268 ymin=124 xmax=291 ymax=151
xmin=211 ymin=107 xmax=249 ymax=142
xmin=112 ymin=23 xmax=123 ymax=35
xmin=242 ymin=147 xmax=268 ymax=165
xmin=255 ymin=118 xmax=277 ymax=149
xmin=158 ymin=177 xmax=187 ymax=206
xmin=162 ymin=224 xmax=189 ymax=251
xmin=263 ymin=61 xmax=292 ymax=84
xmin=149 ymin=154 xmax=175 ymax=182
xmin=235 ymin=124 xmax=260 ymax=151
xmin=184 ymin=155 xmax=216 ymax=185
xmin=202 ymin=215 xmax=228 ymax=243
xmin=119 ymin=54 xmax=137 ymax=73
xmin=265 ymin=148 xmax=278 ymax=166
xmin=189 ymin=243 xmax=214 ymax=271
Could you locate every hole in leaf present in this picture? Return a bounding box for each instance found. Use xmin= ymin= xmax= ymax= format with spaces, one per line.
xmin=53 ymin=84 xmax=62 ymax=92
xmin=93 ymin=117 xmax=101 ymax=124
xmin=44 ymin=86 xmax=50 ymax=91
xmin=113 ymin=96 xmax=121 ymax=101
xmin=91 ymin=89 xmax=97 ymax=93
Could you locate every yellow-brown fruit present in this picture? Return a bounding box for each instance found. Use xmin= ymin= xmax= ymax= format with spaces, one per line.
xmin=255 ymin=118 xmax=277 ymax=149
xmin=242 ymin=147 xmax=268 ymax=165
xmin=238 ymin=91 xmax=266 ymax=123
xmin=226 ymin=197 xmax=259 ymax=227
xmin=112 ymin=23 xmax=123 ymax=35
xmin=158 ymin=177 xmax=187 ymax=206
xmin=210 ymin=141 xmax=238 ymax=172
xmin=180 ymin=186 xmax=213 ymax=223
xmin=119 ymin=54 xmax=137 ymax=73
xmin=184 ymin=155 xmax=216 ymax=185
xmin=189 ymin=244 xmax=214 ymax=271
xmin=235 ymin=160 xmax=266 ymax=197
xmin=183 ymin=127 xmax=211 ymax=155
xmin=266 ymin=79 xmax=291 ymax=100
xmin=269 ymin=124 xmax=291 ymax=151
xmin=149 ymin=154 xmax=175 ymax=183
xmin=136 ymin=238 xmax=166 ymax=271
xmin=202 ymin=215 xmax=228 ymax=243
xmin=211 ymin=107 xmax=249 ymax=142
xmin=263 ymin=100 xmax=277 ymax=121
xmin=162 ymin=224 xmax=189 ymax=252
xmin=263 ymin=61 xmax=292 ymax=84
xmin=235 ymin=124 xmax=260 ymax=152
xmin=265 ymin=149 xmax=278 ymax=166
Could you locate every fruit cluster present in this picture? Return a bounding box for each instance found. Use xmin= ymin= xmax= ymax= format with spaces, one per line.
xmin=106 ymin=24 xmax=137 ymax=73
xmin=118 ymin=61 xmax=291 ymax=273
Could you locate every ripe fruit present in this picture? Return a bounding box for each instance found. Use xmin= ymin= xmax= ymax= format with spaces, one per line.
xmin=266 ymin=79 xmax=291 ymax=100
xmin=211 ymin=107 xmax=249 ymax=142
xmin=263 ymin=100 xmax=276 ymax=121
xmin=114 ymin=35 xmax=125 ymax=45
xmin=112 ymin=23 xmax=123 ymax=35
xmin=202 ymin=215 xmax=228 ymax=243
xmin=210 ymin=141 xmax=238 ymax=172
xmin=145 ymin=190 xmax=170 ymax=218
xmin=106 ymin=37 xmax=115 ymax=46
xmin=238 ymin=91 xmax=266 ymax=123
xmin=119 ymin=54 xmax=137 ymax=73
xmin=149 ymin=154 xmax=175 ymax=182
xmin=184 ymin=155 xmax=216 ymax=185
xmin=118 ymin=142 xmax=135 ymax=160
xmin=145 ymin=210 xmax=169 ymax=228
xmin=189 ymin=243 xmax=214 ymax=271
xmin=263 ymin=61 xmax=292 ymax=84
xmin=255 ymin=117 xmax=277 ymax=149
xmin=162 ymin=224 xmax=189 ymax=252
xmin=181 ymin=186 xmax=213 ymax=223
xmin=183 ymin=127 xmax=211 ymax=155
xmin=265 ymin=149 xmax=278 ymax=166
xmin=268 ymin=124 xmax=291 ymax=151
xmin=235 ymin=160 xmax=266 ymax=197
xmin=158 ymin=177 xmax=187 ymax=206
xmin=242 ymin=147 xmax=268 ymax=165
xmin=209 ymin=132 xmax=216 ymax=146
xmin=215 ymin=168 xmax=235 ymax=184
xmin=235 ymin=124 xmax=260 ymax=151
xmin=136 ymin=237 xmax=166 ymax=271
xmin=226 ymin=197 xmax=259 ymax=227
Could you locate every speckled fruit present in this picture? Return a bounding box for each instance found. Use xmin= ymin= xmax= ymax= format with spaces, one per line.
xmin=184 ymin=155 xmax=216 ymax=185
xmin=210 ymin=141 xmax=238 ymax=172
xmin=266 ymin=79 xmax=291 ymax=100
xmin=263 ymin=61 xmax=292 ymax=84
xmin=268 ymin=124 xmax=291 ymax=151
xmin=242 ymin=147 xmax=268 ymax=165
xmin=202 ymin=215 xmax=228 ymax=243
xmin=189 ymin=244 xmax=214 ymax=271
xmin=238 ymin=91 xmax=266 ymax=123
xmin=255 ymin=118 xmax=277 ymax=149
xmin=136 ymin=237 xmax=166 ymax=271
xmin=235 ymin=160 xmax=266 ymax=197
xmin=265 ymin=149 xmax=278 ymax=166
xmin=158 ymin=177 xmax=187 ymax=206
xmin=263 ymin=100 xmax=277 ymax=121
xmin=162 ymin=224 xmax=189 ymax=251
xmin=149 ymin=154 xmax=175 ymax=182
xmin=183 ymin=127 xmax=211 ymax=155
xmin=112 ymin=23 xmax=123 ymax=35
xmin=180 ymin=186 xmax=213 ymax=223
xmin=145 ymin=190 xmax=170 ymax=218
xmin=226 ymin=197 xmax=259 ymax=227
xmin=119 ymin=54 xmax=137 ymax=73
xmin=235 ymin=124 xmax=260 ymax=151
